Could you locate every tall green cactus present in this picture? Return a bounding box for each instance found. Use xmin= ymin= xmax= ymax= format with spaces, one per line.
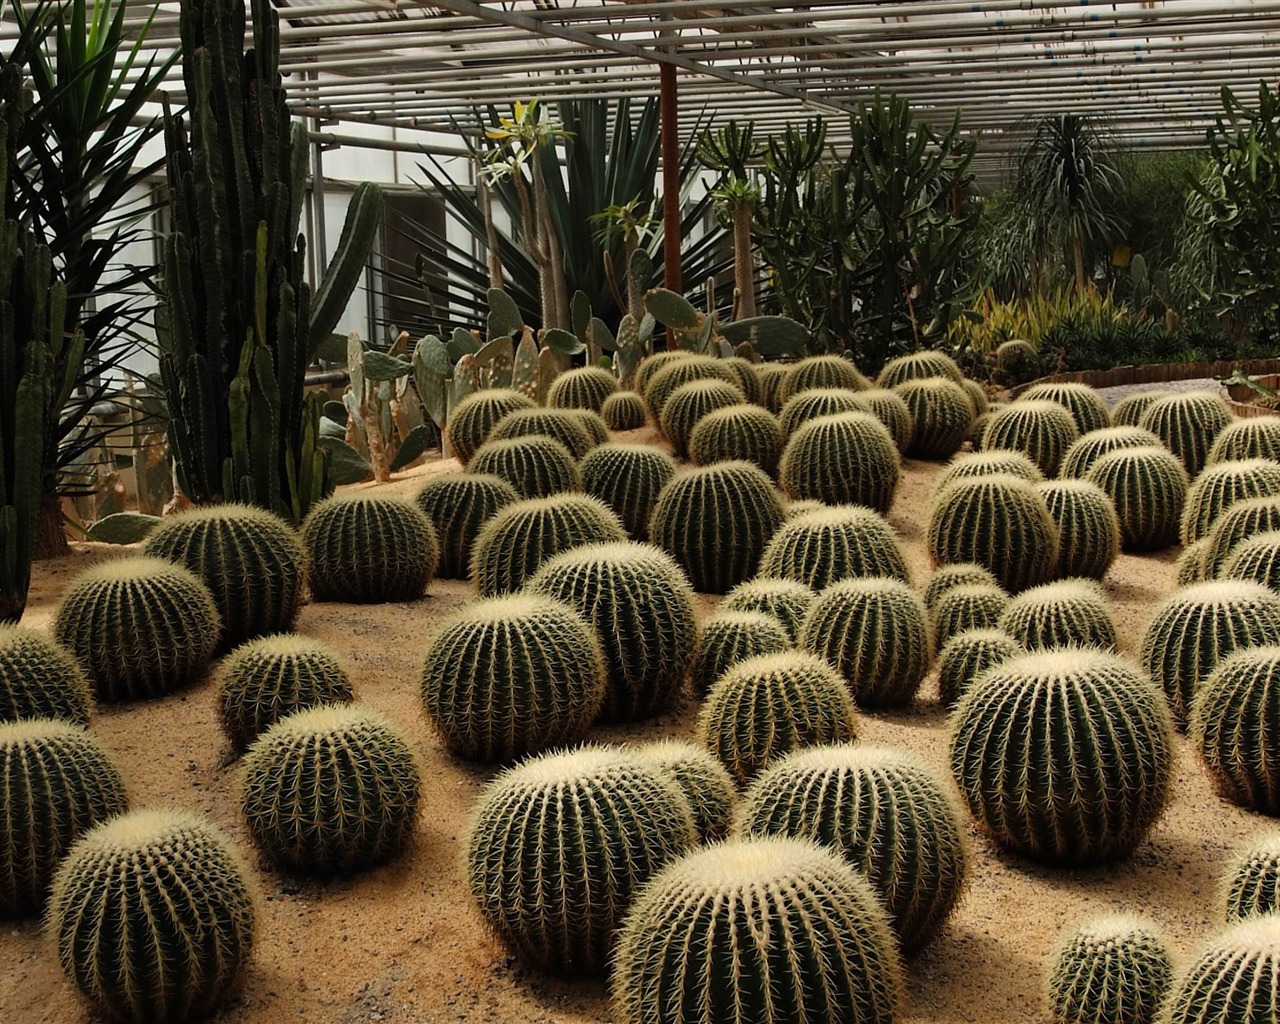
xmin=159 ymin=0 xmax=382 ymax=524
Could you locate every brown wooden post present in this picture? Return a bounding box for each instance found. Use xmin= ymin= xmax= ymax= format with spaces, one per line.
xmin=660 ymin=60 xmax=682 ymax=298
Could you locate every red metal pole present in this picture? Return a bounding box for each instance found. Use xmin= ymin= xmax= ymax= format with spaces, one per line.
xmin=660 ymin=61 xmax=682 ymax=297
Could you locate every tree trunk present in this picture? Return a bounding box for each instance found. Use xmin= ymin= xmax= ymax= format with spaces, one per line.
xmin=33 ymin=492 xmax=69 ymax=560
xmin=732 ymin=199 xmax=756 ymax=320
xmin=478 ymin=176 xmax=504 ymax=289
xmin=1073 ymin=234 xmax=1087 ymax=292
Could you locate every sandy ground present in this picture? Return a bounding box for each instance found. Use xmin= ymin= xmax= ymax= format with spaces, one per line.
xmin=1 ymin=420 xmax=1272 ymax=1024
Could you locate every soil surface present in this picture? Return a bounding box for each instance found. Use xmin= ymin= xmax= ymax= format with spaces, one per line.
xmin=1 ymin=420 xmax=1270 ymax=1024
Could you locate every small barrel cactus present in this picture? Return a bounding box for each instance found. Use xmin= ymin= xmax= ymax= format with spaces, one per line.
xmin=721 ymin=577 xmax=815 ymax=640
xmin=54 ymin=556 xmax=219 ymax=702
xmin=1038 ymin=480 xmax=1121 ymax=580
xmin=995 ymin=338 xmax=1039 ymax=383
xmin=933 ymin=583 xmax=1010 ymax=647
xmin=649 ymin=461 xmax=785 ymax=594
xmin=413 ymin=472 xmax=520 ymax=579
xmin=1209 ymin=417 xmax=1280 ymax=465
xmin=1085 ymin=445 xmax=1189 ymax=551
xmin=700 ymin=651 xmax=858 ymax=785
xmin=469 ymin=434 xmax=583 ymax=499
xmin=241 ymin=704 xmax=420 ymax=874
xmin=216 ymin=634 xmax=353 ymax=752
xmin=739 ymin=743 xmax=970 ymax=954
xmin=1061 ymin=425 xmax=1165 ymax=480
xmin=1163 ymin=916 xmax=1280 ymax=1024
xmin=1021 ymin=382 xmax=1112 ymax=436
xmin=1139 ymin=391 xmax=1233 ymax=478
xmin=1109 ymin=390 xmax=1169 ymax=429
xmin=612 ymin=836 xmax=901 ymax=1024
xmin=142 ymin=503 xmax=305 ymax=648
xmin=878 ymin=349 xmax=964 ymax=388
xmin=646 ymin=355 xmax=740 ymax=418
xmin=1203 ymin=496 xmax=1280 ymax=577
xmin=580 ymin=442 xmax=675 ymax=539
xmin=635 ymin=350 xmax=693 ymax=400
xmin=1181 ymin=458 xmax=1280 ymax=545
xmin=760 ymin=504 xmax=909 ymax=592
xmin=787 ymin=498 xmax=826 ymax=518
xmin=1178 ymin=537 xmax=1212 ymax=586
xmin=756 ymin=361 xmax=790 ymax=412
xmin=961 ymin=378 xmax=988 ymax=417
xmin=1190 ymin=646 xmax=1280 ymax=814
xmin=50 ymin=809 xmax=255 ymax=1024
xmin=446 ymin=388 xmax=536 ymax=464
xmin=1222 ymin=529 xmax=1280 ymax=590
xmin=467 ymin=745 xmax=696 ymax=975
xmin=949 ymin=647 xmax=1174 ymax=864
xmin=779 ymin=411 xmax=901 ymax=512
xmin=720 ymin=356 xmax=762 ymax=404
xmin=982 ymin=399 xmax=1080 ymax=477
xmin=301 ymin=494 xmax=439 ymax=603
xmin=636 ymin=739 xmax=737 ymax=843
xmin=470 ymin=493 xmax=627 ymax=596
xmin=660 ymin=378 xmax=746 ymax=458
xmin=937 ymin=628 xmax=1024 ymax=709
xmin=489 ymin=407 xmax=597 ymax=458
xmin=0 ymin=719 xmax=127 ymax=914
xmin=600 ymin=390 xmax=648 ymax=430
xmin=1141 ymin=580 xmax=1280 ymax=726
xmin=778 ymin=353 xmax=870 ymax=403
xmin=850 ymin=387 xmax=915 ymax=452
xmin=999 ymin=579 xmax=1118 ymax=652
xmin=528 ymin=542 xmax=696 ymax=722
xmin=936 ymin=450 xmax=1045 ymax=492
xmin=924 ymin=562 xmax=1003 ymax=611
xmin=893 ymin=376 xmax=974 ymax=460
xmin=691 ymin=610 xmax=792 ymax=697
xmin=421 ymin=594 xmax=606 ymax=759
xmin=0 ymin=626 xmax=91 ymax=726
xmin=928 ymin=474 xmax=1060 ymax=593
xmin=565 ymin=408 xmax=611 ymax=448
xmin=779 ymin=386 xmax=863 ymax=438
xmin=546 ymin=365 xmax=619 ymax=411
xmin=1219 ymin=830 xmax=1280 ymax=922
xmin=800 ymin=577 xmax=932 ymax=707
xmin=1044 ymin=914 xmax=1173 ymax=1024
xmin=689 ymin=403 xmax=784 ymax=477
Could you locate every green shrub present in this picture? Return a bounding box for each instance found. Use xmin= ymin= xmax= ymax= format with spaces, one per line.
xmin=779 ymin=386 xmax=863 ymax=438
xmin=1218 ymin=830 xmax=1280 ymax=922
xmin=467 ymin=745 xmax=696 ymax=975
xmin=935 ymin=450 xmax=1045 ymax=492
xmin=489 ymin=407 xmax=597 ymax=459
xmin=1178 ymin=537 xmax=1212 ymax=586
xmin=756 ymin=362 xmax=790 ymax=413
xmin=1045 ymin=914 xmax=1173 ymax=1024
xmin=600 ymin=390 xmax=648 ymax=430
xmin=0 ymin=626 xmax=91 ymax=727
xmin=893 ymin=377 xmax=974 ymax=460
xmin=580 ymin=443 xmax=675 ymax=538
xmin=414 ymin=472 xmax=520 ymax=579
xmin=739 ymin=743 xmax=969 ymax=954
xmin=849 ymin=387 xmax=915 ymax=452
xmin=1021 ymin=382 xmax=1111 ymax=436
xmin=877 ymin=350 xmax=963 ymax=388
xmin=691 ymin=610 xmax=791 ymax=697
xmin=1181 ymin=459 xmax=1280 ymax=545
xmin=1203 ymin=496 xmax=1280 ymax=576
xmin=1060 ymin=425 xmax=1165 ymax=479
xmin=301 ymin=494 xmax=438 ymax=603
xmin=760 ymin=505 xmax=909 ymax=592
xmin=50 ymin=809 xmax=255 ymax=1023
xmin=546 ymin=366 xmax=619 ymax=411
xmin=1109 ymin=390 xmax=1168 ymax=429
xmin=937 ymin=628 xmax=1023 ymax=709
xmin=446 ymin=389 xmax=537 ymax=464
xmin=1222 ymin=529 xmax=1280 ymax=590
xmin=1163 ymin=916 xmax=1280 ymax=1024
xmin=646 ymin=355 xmax=740 ymax=418
xmin=528 ymin=543 xmax=696 ymax=721
xmin=982 ymin=400 xmax=1080 ymax=477
xmin=721 ymin=577 xmax=815 ymax=640
xmin=469 ymin=435 xmax=583 ymax=499
xmin=1038 ymin=480 xmax=1121 ymax=580
xmin=636 ymin=739 xmax=736 ymax=843
xmin=1085 ymin=446 xmax=1189 ymax=551
xmin=949 ymin=647 xmax=1174 ymax=863
xmin=1139 ymin=392 xmax=1233 ymax=478
xmin=1208 ymin=417 xmax=1280 ymax=465
xmin=779 ymin=412 xmax=900 ymax=511
xmin=924 ymin=563 xmax=1002 ymax=611
xmin=778 ymin=354 xmax=870 ymax=403
xmin=933 ymin=584 xmax=1010 ymax=647
xmin=689 ymin=403 xmax=784 ymax=477
xmin=54 ymin=557 xmax=219 ymax=702
xmin=659 ymin=379 xmax=745 ymax=458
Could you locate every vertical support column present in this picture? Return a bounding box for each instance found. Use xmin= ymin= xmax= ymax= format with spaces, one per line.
xmin=660 ymin=60 xmax=682 ymax=297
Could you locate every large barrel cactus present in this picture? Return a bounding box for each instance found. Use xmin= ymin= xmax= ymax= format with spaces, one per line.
xmin=721 ymin=577 xmax=815 ymax=641
xmin=689 ymin=403 xmax=785 ymax=477
xmin=446 ymin=388 xmax=537 ymax=464
xmin=1060 ymin=425 xmax=1165 ymax=480
xmin=691 ymin=610 xmax=791 ymax=697
xmin=1084 ymin=445 xmax=1189 ymax=551
xmin=488 ymin=407 xmax=596 ymax=459
xmin=466 ymin=745 xmax=696 ymax=975
xmin=1209 ymin=417 xmax=1280 ymax=466
xmin=937 ymin=628 xmax=1023 ymax=709
xmin=982 ymin=400 xmax=1080 ymax=477
xmin=645 ymin=356 xmax=740 ymax=419
xmin=612 ymin=836 xmax=902 ymax=1024
xmin=1021 ymin=382 xmax=1111 ymax=436
xmin=932 ymin=584 xmax=1010 ymax=647
xmin=546 ymin=365 xmax=619 ymax=412
xmin=850 ymin=387 xmax=915 ymax=452
xmin=893 ymin=377 xmax=974 ymax=460
xmin=759 ymin=504 xmax=909 ymax=592
xmin=1139 ymin=391 xmax=1233 ymax=478
xmin=720 ymin=356 xmax=762 ymax=404
xmin=778 ymin=353 xmax=870 ymax=402
xmin=636 ymin=739 xmax=737 ymax=843
xmin=659 ymin=378 xmax=745 ymax=458
xmin=1038 ymin=480 xmax=1121 ymax=580
xmin=635 ymin=350 xmax=693 ymax=400
xmin=998 ymin=579 xmax=1118 ymax=652
xmin=1044 ymin=914 xmax=1173 ymax=1024
xmin=0 ymin=626 xmax=91 ymax=726
xmin=301 ymin=494 xmax=438 ymax=603
xmin=600 ymin=390 xmax=648 ymax=431
xmin=581 ymin=442 xmax=675 ymax=539
xmin=1163 ymin=915 xmax=1280 ymax=1024
xmin=469 ymin=435 xmax=582 ymax=500
xmin=778 ymin=411 xmax=901 ymax=512
xmin=878 ymin=349 xmax=963 ymax=388
xmin=49 ymin=809 xmax=256 ymax=1024
xmin=413 ymin=472 xmax=520 ymax=579
xmin=949 ymin=647 xmax=1174 ymax=864
xmin=1181 ymin=459 xmax=1280 ymax=546
xmin=1219 ymin=830 xmax=1280 ymax=922
xmin=1202 ymin=496 xmax=1280 ymax=577
xmin=936 ymin=449 xmax=1045 ymax=491
xmin=779 ymin=387 xmax=864 ymax=438
xmin=565 ymin=408 xmax=612 ymax=449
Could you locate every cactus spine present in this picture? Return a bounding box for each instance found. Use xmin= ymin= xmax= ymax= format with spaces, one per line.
xmin=759 ymin=505 xmax=909 ymax=592
xmin=413 ymin=472 xmax=519 ymax=579
xmin=1219 ymin=830 xmax=1280 ymax=922
xmin=779 ymin=411 xmax=901 ymax=512
xmin=301 ymin=494 xmax=438 ymax=603
xmin=0 ymin=626 xmax=91 ymax=726
xmin=1045 ymin=914 xmax=1173 ymax=1024
xmin=581 ymin=442 xmax=675 ymax=539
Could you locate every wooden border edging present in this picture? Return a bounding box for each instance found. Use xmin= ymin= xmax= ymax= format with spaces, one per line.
xmin=1007 ymin=358 xmax=1280 ymax=397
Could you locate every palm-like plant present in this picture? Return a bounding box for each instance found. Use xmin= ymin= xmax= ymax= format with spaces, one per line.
xmin=697 ymin=121 xmax=763 ymax=319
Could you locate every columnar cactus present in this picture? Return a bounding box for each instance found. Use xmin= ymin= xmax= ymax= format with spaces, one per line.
xmin=469 ymin=435 xmax=583 ymax=499
xmin=635 ymin=350 xmax=693 ymax=400
xmin=998 ymin=579 xmax=1118 ymax=651
xmin=421 ymin=594 xmax=606 ymax=759
xmin=924 ymin=562 xmax=1003 ymax=611
xmin=1021 ymin=382 xmax=1112 ymax=436
xmin=700 ymin=651 xmax=859 ymax=785
xmin=217 ymin=634 xmax=353 ymax=752
xmin=648 ymin=461 xmax=785 ymax=594
xmin=721 ymin=577 xmax=816 ymax=640
xmin=0 ymin=626 xmax=91 ymax=726
xmin=981 ymin=400 xmax=1080 ymax=477
xmin=720 ymin=356 xmax=762 ymax=405
xmin=1141 ymin=580 xmax=1280 ymax=725
xmin=1190 ymin=646 xmax=1280 ymax=814
xmin=689 ymin=404 xmax=785 ymax=477
xmin=739 ymin=743 xmax=970 ymax=954
xmin=1219 ymin=830 xmax=1280 ymax=921
xmin=932 ymin=584 xmax=1010 ymax=646
xmin=612 ymin=836 xmax=902 ymax=1024
xmin=581 ymin=443 xmax=675 ymax=538
xmin=1038 ymin=480 xmax=1121 ymax=580
xmin=470 ymin=493 xmax=627 ymax=596
xmin=877 ymin=349 xmax=964 ymax=388
xmin=800 ymin=577 xmax=932 ymax=707
xmin=142 ymin=504 xmax=306 ymax=647
xmin=636 ymin=739 xmax=737 ymax=842
xmin=1208 ymin=417 xmax=1280 ymax=465
xmin=413 ymin=472 xmax=520 ymax=578
xmin=0 ymin=720 xmax=127 ymax=914
xmin=691 ymin=610 xmax=791 ymax=697
xmin=600 ymin=390 xmax=648 ymax=430
xmin=1084 ymin=446 xmax=1190 ymax=551
xmin=1163 ymin=916 xmax=1280 ymax=1024
xmin=937 ymin=628 xmax=1023 ymax=709
xmin=778 ymin=354 xmax=870 ymax=402
xmin=1222 ymin=530 xmax=1280 ymax=590
xmin=646 ymin=356 xmax=740 ymax=418
xmin=1180 ymin=459 xmax=1280 ymax=545
xmin=489 ymin=407 xmax=597 ymax=459
xmin=1139 ymin=391 xmax=1233 ymax=478
xmin=1044 ymin=914 xmax=1173 ymax=1024
xmin=759 ymin=505 xmax=910 ymax=591
xmin=893 ymin=377 xmax=975 ymax=460
xmin=546 ymin=366 xmax=619 ymax=411
xmin=528 ymin=543 xmax=697 ymax=722
xmin=467 ymin=745 xmax=696 ymax=975
xmin=949 ymin=648 xmax=1174 ymax=863
xmin=447 ymin=388 xmax=537 ymax=464
xmin=1060 ymin=426 xmax=1166 ymax=480
xmin=54 ymin=557 xmax=220 ymax=702
xmin=935 ymin=450 xmax=1046 ymax=492
xmin=1109 ymin=390 xmax=1169 ymax=429
xmin=659 ymin=378 xmax=746 ymax=458
xmin=301 ymin=494 xmax=439 ymax=603
xmin=1178 ymin=537 xmax=1212 ymax=586
xmin=779 ymin=387 xmax=863 ymax=438
xmin=240 ymin=704 xmax=421 ymax=874
xmin=49 ymin=809 xmax=255 ymax=1024
xmin=1202 ymin=497 xmax=1280 ymax=576
xmin=927 ymin=474 xmax=1060 ymax=593
xmin=756 ymin=362 xmax=790 ymax=412
xmin=779 ymin=412 xmax=901 ymax=511
xmin=850 ymin=387 xmax=915 ymax=452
